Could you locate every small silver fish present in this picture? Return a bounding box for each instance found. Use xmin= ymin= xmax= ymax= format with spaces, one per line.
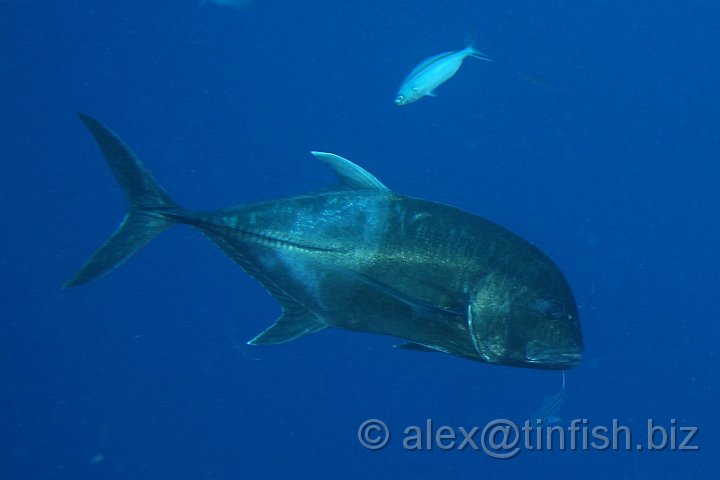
xmin=531 ymin=372 xmax=567 ymax=425
xmin=395 ymin=41 xmax=492 ymax=106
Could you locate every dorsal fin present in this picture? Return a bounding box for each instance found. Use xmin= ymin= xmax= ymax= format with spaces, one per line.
xmin=311 ymin=151 xmax=390 ymax=192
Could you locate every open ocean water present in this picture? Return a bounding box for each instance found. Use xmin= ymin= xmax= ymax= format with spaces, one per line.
xmin=1 ymin=1 xmax=718 ymax=478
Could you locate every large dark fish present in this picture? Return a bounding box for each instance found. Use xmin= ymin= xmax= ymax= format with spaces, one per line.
xmin=67 ymin=114 xmax=583 ymax=370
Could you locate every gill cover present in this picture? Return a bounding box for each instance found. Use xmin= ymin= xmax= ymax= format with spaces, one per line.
xmin=467 ymin=272 xmax=513 ymax=364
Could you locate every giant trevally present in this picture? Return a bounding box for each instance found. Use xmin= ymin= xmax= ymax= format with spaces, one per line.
xmin=395 ymin=40 xmax=492 ymax=106
xmin=67 ymin=114 xmax=583 ymax=370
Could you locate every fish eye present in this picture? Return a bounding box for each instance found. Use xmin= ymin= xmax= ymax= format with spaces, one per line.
xmin=412 ymin=87 xmax=420 ymax=92
xmin=534 ymin=299 xmax=564 ymax=319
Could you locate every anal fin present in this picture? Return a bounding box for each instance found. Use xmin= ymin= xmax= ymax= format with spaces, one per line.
xmin=248 ymin=301 xmax=326 ymax=345
xmin=203 ymin=233 xmax=327 ymax=345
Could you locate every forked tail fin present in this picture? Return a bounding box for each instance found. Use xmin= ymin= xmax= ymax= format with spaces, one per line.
xmin=464 ymin=32 xmax=493 ymax=62
xmin=65 ymin=114 xmax=181 ymax=287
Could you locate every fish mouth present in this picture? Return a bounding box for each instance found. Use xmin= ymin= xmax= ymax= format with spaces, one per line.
xmin=525 ymin=346 xmax=583 ymax=369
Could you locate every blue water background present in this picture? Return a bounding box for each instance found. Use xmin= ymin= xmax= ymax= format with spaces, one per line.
xmin=1 ymin=0 xmax=718 ymax=478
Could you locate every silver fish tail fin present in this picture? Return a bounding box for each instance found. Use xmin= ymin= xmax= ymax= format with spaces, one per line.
xmin=65 ymin=114 xmax=182 ymax=287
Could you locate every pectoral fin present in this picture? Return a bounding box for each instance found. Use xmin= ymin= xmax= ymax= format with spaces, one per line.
xmin=348 ymin=270 xmax=465 ymax=318
xmin=395 ymin=342 xmax=441 ymax=353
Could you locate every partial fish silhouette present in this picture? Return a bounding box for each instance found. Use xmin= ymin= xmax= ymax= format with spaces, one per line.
xmin=531 ymin=371 xmax=567 ymax=424
xmin=199 ymin=0 xmax=253 ymax=9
